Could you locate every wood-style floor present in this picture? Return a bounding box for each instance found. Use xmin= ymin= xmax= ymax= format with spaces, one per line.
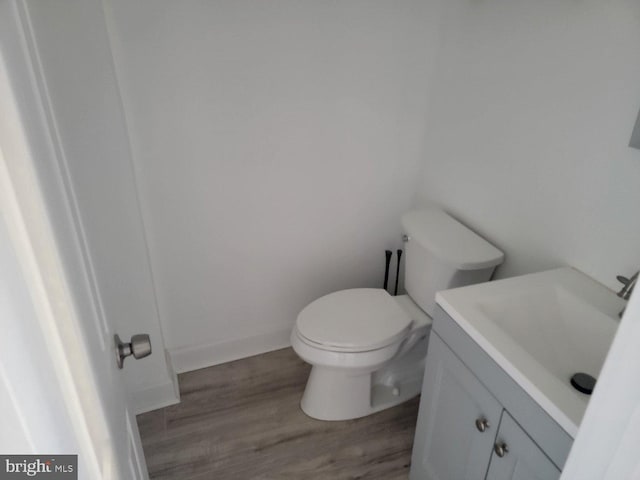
xmin=137 ymin=348 xmax=420 ymax=479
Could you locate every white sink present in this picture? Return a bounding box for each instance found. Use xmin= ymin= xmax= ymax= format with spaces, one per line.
xmin=436 ymin=267 xmax=626 ymax=437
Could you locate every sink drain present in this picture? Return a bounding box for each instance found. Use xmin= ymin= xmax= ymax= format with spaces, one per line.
xmin=570 ymin=373 xmax=596 ymax=395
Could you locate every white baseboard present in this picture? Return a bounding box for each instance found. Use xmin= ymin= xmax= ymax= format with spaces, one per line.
xmin=130 ymin=349 xmax=181 ymax=415
xmin=130 ymin=379 xmax=180 ymax=415
xmin=169 ymin=327 xmax=292 ymax=374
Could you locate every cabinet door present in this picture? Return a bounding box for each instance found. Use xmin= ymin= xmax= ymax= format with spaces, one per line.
xmin=487 ymin=411 xmax=561 ymax=480
xmin=410 ymin=333 xmax=502 ymax=480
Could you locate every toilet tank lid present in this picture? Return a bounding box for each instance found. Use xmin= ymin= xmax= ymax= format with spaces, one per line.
xmin=402 ymin=209 xmax=504 ymax=270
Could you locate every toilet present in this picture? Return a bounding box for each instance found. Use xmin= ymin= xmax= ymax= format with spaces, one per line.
xmin=291 ymin=209 xmax=504 ymax=421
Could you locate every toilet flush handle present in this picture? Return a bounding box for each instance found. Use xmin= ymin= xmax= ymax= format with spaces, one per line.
xmin=402 ymin=235 xmax=410 ymax=242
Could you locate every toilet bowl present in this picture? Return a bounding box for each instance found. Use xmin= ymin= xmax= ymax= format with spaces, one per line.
xmin=292 ymin=209 xmax=504 ymax=421
xmin=291 ymin=288 xmax=431 ymax=421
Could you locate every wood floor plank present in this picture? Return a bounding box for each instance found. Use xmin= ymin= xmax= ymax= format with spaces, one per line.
xmin=138 ymin=348 xmax=419 ymax=479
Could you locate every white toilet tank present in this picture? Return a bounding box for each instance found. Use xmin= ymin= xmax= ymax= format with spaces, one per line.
xmin=401 ymin=209 xmax=504 ymax=317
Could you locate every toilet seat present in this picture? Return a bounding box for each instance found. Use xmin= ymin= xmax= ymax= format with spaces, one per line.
xmin=295 ymin=288 xmax=413 ymax=353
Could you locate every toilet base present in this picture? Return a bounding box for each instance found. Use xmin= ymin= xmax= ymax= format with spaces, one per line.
xmin=300 ymin=364 xmax=424 ymax=421
xmin=294 ymin=294 xmax=432 ymax=421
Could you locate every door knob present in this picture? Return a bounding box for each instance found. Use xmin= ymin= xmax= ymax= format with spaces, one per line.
xmin=115 ymin=334 xmax=152 ymax=369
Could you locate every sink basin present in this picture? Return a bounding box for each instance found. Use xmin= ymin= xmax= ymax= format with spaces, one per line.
xmin=476 ymin=284 xmax=618 ymax=386
xmin=436 ymin=267 xmax=626 ymax=437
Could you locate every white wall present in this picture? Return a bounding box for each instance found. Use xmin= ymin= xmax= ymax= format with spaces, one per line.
xmin=416 ymin=0 xmax=640 ymax=290
xmin=19 ymin=0 xmax=177 ymax=412
xmin=20 ymin=0 xmax=638 ymax=380
xmin=105 ymin=0 xmax=439 ymax=368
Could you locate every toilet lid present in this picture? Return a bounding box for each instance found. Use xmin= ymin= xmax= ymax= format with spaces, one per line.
xmin=296 ymin=289 xmax=412 ymax=352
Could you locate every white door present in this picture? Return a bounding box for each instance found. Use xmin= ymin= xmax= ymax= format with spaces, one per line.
xmin=0 ymin=2 xmax=148 ymax=478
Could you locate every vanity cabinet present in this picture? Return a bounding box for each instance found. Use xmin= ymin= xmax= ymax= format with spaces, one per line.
xmin=487 ymin=411 xmax=560 ymax=480
xmin=410 ymin=333 xmax=501 ymax=480
xmin=410 ymin=306 xmax=572 ymax=480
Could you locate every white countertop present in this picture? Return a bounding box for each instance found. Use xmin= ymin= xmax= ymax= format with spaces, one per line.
xmin=435 ymin=267 xmax=626 ymax=437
